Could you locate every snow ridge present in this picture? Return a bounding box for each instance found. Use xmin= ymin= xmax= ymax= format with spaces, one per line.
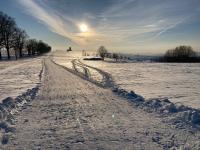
xmin=59 ymin=59 xmax=200 ymax=127
xmin=113 ymin=86 xmax=200 ymax=126
xmin=0 ymin=59 xmax=44 ymax=144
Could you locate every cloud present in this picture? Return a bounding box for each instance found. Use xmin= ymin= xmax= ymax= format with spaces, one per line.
xmin=155 ymin=18 xmax=187 ymax=38
xmin=17 ymin=0 xmax=200 ymax=51
xmin=95 ymin=0 xmax=193 ymax=46
xmin=18 ymin=0 xmax=93 ymax=46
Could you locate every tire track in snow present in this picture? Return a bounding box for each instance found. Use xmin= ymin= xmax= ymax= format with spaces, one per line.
xmin=72 ymin=59 xmax=116 ymax=88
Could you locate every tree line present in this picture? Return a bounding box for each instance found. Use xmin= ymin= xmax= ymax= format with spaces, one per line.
xmin=98 ymin=46 xmax=131 ymax=61
xmin=97 ymin=45 xmax=200 ymax=63
xmin=0 ymin=11 xmax=51 ymax=60
xmin=160 ymin=45 xmax=200 ymax=62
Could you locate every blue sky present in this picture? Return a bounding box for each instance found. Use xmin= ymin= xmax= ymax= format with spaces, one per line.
xmin=0 ymin=0 xmax=200 ymax=54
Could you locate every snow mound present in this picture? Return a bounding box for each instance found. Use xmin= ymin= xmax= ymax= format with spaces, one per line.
xmin=142 ymin=98 xmax=177 ymax=113
xmin=112 ymin=87 xmax=200 ymax=125
xmin=0 ymin=85 xmax=40 ymax=144
xmin=178 ymin=110 xmax=200 ymax=124
xmin=112 ymin=87 xmax=144 ymax=102
xmin=0 ymin=86 xmax=39 ymax=121
xmin=141 ymin=98 xmax=200 ymax=125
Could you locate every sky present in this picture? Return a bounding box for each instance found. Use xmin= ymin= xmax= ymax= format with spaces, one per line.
xmin=0 ymin=0 xmax=200 ymax=54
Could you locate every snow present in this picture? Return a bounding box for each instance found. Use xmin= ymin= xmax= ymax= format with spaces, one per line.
xmin=2 ymin=58 xmax=200 ymax=149
xmin=52 ymin=50 xmax=200 ymax=128
xmin=0 ymin=51 xmax=200 ymax=149
xmin=52 ymin=50 xmax=82 ymax=69
xmin=0 ymin=58 xmax=42 ymax=102
xmin=83 ymin=61 xmax=200 ymax=108
xmin=0 ymin=59 xmax=34 ymax=70
xmin=53 ymin=50 xmax=200 ymax=108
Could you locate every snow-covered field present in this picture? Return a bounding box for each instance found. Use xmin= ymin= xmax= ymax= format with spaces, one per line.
xmin=3 ymin=57 xmax=200 ymax=149
xmin=1 ymin=51 xmax=200 ymax=149
xmin=83 ymin=61 xmax=200 ymax=108
xmin=0 ymin=58 xmax=42 ymax=102
xmin=53 ymin=50 xmax=200 ymax=108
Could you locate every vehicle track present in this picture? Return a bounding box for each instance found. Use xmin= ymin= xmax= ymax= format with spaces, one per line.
xmin=72 ymin=59 xmax=115 ymax=88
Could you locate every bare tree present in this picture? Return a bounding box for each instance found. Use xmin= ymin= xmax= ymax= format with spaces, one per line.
xmin=0 ymin=47 xmax=2 ymax=59
xmin=13 ymin=28 xmax=28 ymax=59
xmin=165 ymin=46 xmax=196 ymax=58
xmin=98 ymin=46 xmax=107 ymax=60
xmin=1 ymin=11 xmax=51 ymax=60
xmin=0 ymin=11 xmax=4 ymax=59
xmin=26 ymin=39 xmax=38 ymax=56
xmin=164 ymin=46 xmax=198 ymax=62
xmin=0 ymin=12 xmax=16 ymax=59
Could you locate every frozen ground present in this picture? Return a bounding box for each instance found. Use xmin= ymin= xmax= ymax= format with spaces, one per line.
xmin=53 ymin=50 xmax=200 ymax=108
xmin=0 ymin=58 xmax=42 ymax=102
xmin=2 ymin=58 xmax=200 ymax=149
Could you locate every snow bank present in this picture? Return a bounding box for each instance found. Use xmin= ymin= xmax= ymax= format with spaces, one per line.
xmin=102 ymin=68 xmax=200 ymax=127
xmin=0 ymin=59 xmax=44 ymax=145
xmin=0 ymin=60 xmax=43 ymax=121
xmin=112 ymin=86 xmax=200 ymax=125
xmin=0 ymin=87 xmax=39 ymax=120
xmin=117 ymin=82 xmax=198 ymax=126
xmin=112 ymin=87 xmax=144 ymax=102
xmin=142 ymin=99 xmax=200 ymax=125
xmin=0 ymin=58 xmax=42 ymax=102
xmin=0 ymin=59 xmax=43 ymax=144
xmin=0 ymin=86 xmax=40 ymax=145
xmin=83 ymin=60 xmax=200 ymax=109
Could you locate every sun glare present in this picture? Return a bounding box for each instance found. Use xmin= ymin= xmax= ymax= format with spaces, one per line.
xmin=79 ymin=24 xmax=88 ymax=32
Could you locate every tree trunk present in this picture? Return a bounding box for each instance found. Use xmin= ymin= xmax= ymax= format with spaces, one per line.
xmin=15 ymin=50 xmax=18 ymax=60
xmin=6 ymin=46 xmax=10 ymax=59
xmin=19 ymin=48 xmax=22 ymax=57
xmin=32 ymin=49 xmax=35 ymax=56
xmin=28 ymin=49 xmax=31 ymax=56
xmin=0 ymin=50 xmax=2 ymax=60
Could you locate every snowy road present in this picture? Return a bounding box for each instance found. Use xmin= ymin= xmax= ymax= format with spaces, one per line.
xmin=2 ymin=58 xmax=200 ymax=149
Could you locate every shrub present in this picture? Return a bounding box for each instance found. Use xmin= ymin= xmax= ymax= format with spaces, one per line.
xmin=113 ymin=53 xmax=119 ymax=61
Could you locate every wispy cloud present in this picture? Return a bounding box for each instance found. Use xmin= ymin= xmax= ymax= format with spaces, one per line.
xmin=95 ymin=0 xmax=193 ymax=46
xmin=18 ymin=0 xmax=97 ymax=46
xmin=17 ymin=0 xmax=200 ymax=51
xmin=18 ymin=0 xmax=72 ymax=41
xmin=154 ymin=18 xmax=187 ymax=38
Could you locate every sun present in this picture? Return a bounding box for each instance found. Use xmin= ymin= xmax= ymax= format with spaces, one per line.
xmin=79 ymin=24 xmax=88 ymax=32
